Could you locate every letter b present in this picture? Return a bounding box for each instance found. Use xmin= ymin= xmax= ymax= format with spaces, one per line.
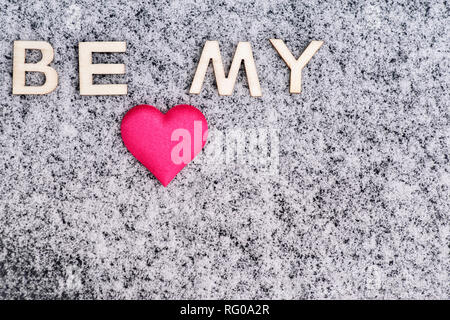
xmin=12 ymin=41 xmax=58 ymax=95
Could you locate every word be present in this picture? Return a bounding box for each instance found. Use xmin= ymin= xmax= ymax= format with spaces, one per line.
xmin=12 ymin=39 xmax=323 ymax=96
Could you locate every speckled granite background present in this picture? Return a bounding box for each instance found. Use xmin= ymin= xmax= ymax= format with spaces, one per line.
xmin=0 ymin=0 xmax=448 ymax=299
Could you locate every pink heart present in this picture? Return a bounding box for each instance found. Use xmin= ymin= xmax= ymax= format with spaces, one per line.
xmin=121 ymin=104 xmax=208 ymax=187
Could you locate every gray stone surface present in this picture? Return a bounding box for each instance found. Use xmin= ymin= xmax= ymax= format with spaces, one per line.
xmin=0 ymin=0 xmax=448 ymax=299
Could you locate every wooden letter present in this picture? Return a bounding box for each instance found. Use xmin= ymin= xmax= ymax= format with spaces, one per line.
xmin=12 ymin=41 xmax=58 ymax=95
xmin=189 ymin=41 xmax=262 ymax=97
xmin=270 ymin=39 xmax=323 ymax=93
xmin=79 ymin=41 xmax=127 ymax=95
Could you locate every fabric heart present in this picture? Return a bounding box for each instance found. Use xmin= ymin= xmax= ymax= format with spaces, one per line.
xmin=121 ymin=104 xmax=208 ymax=187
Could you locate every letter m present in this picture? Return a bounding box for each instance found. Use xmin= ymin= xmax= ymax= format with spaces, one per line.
xmin=189 ymin=41 xmax=262 ymax=97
